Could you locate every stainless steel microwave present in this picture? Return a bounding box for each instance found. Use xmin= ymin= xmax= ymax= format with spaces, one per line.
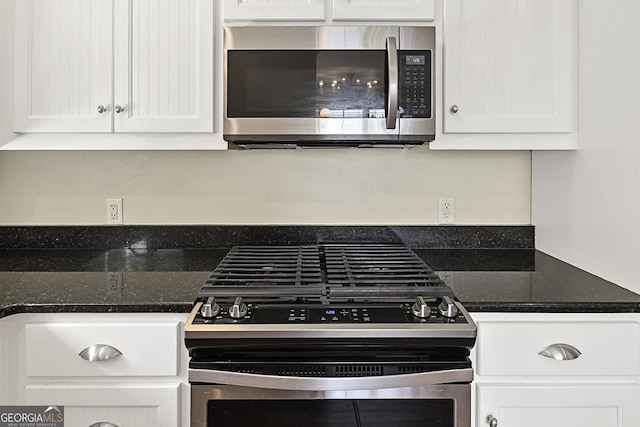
xmin=223 ymin=26 xmax=435 ymax=148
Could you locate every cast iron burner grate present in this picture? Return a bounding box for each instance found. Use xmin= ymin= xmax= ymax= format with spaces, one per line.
xmin=204 ymin=245 xmax=322 ymax=287
xmin=201 ymin=244 xmax=447 ymax=291
xmin=323 ymin=245 xmax=445 ymax=288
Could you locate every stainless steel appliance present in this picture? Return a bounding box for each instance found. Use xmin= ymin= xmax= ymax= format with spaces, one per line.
xmin=185 ymin=245 xmax=476 ymax=426
xmin=223 ymin=26 xmax=436 ymax=148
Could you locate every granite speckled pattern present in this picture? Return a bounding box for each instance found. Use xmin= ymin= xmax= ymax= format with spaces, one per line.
xmin=0 ymin=225 xmax=534 ymax=250
xmin=444 ymin=252 xmax=640 ymax=313
xmin=0 ymin=226 xmax=639 ymax=317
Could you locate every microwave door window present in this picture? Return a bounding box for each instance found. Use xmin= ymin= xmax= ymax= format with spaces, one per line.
xmin=227 ymin=50 xmax=386 ymax=119
xmin=315 ymin=51 xmax=386 ymax=119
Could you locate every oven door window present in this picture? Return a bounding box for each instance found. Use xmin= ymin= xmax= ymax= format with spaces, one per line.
xmin=207 ymin=399 xmax=454 ymax=426
xmin=227 ymin=50 xmax=387 ymax=119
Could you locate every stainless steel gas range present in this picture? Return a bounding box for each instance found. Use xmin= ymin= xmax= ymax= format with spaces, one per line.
xmin=185 ymin=244 xmax=476 ymax=427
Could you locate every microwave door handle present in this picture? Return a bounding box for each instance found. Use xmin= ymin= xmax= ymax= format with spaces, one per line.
xmin=386 ymin=36 xmax=399 ymax=130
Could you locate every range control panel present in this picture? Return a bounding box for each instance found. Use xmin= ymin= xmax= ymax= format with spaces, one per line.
xmin=193 ymin=298 xmax=469 ymax=325
xmin=398 ymin=50 xmax=432 ymax=119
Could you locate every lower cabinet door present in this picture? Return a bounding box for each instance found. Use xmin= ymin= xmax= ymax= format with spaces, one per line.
xmin=476 ymin=384 xmax=640 ymax=427
xmin=25 ymin=383 xmax=180 ymax=427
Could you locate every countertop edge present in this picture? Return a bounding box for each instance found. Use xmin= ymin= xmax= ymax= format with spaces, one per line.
xmin=0 ymin=303 xmax=194 ymax=319
xmin=3 ymin=301 xmax=640 ymax=320
xmin=465 ymin=302 xmax=640 ymax=314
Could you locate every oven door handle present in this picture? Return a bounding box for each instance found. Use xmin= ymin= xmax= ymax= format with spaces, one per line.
xmin=189 ymin=368 xmax=473 ymax=391
xmin=386 ymin=36 xmax=399 ymax=130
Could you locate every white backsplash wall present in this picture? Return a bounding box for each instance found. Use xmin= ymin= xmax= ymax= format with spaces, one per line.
xmin=532 ymin=0 xmax=640 ymax=294
xmin=0 ymin=149 xmax=530 ymax=225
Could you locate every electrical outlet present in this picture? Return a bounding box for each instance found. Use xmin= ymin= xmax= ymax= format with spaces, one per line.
xmin=438 ymin=197 xmax=455 ymax=224
xmin=106 ymin=272 xmax=123 ymax=296
xmin=106 ymin=198 xmax=123 ymax=224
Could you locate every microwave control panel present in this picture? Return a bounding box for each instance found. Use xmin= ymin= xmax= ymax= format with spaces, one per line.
xmin=398 ymin=51 xmax=432 ymax=119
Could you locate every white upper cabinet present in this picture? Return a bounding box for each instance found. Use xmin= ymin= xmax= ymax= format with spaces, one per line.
xmin=113 ymin=0 xmax=214 ymax=133
xmin=223 ymin=0 xmax=325 ymax=21
xmin=443 ymin=0 xmax=575 ymax=134
xmin=14 ymin=0 xmax=113 ymax=132
xmin=222 ymin=0 xmax=434 ymax=22
xmin=14 ymin=0 xmax=214 ymax=133
xmin=332 ymin=0 xmax=435 ymax=21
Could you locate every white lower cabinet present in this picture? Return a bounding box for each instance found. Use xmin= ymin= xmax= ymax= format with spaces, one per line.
xmin=470 ymin=312 xmax=640 ymax=427
xmin=5 ymin=310 xmax=640 ymax=427
xmin=477 ymin=384 xmax=640 ymax=427
xmin=26 ymin=384 xmax=180 ymax=427
xmin=1 ymin=312 xmax=190 ymax=427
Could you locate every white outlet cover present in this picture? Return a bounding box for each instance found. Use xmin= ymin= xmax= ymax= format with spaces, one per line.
xmin=438 ymin=197 xmax=455 ymax=224
xmin=106 ymin=198 xmax=123 ymax=224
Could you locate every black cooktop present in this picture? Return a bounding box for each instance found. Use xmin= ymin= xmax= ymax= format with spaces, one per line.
xmin=198 ymin=244 xmax=455 ymax=300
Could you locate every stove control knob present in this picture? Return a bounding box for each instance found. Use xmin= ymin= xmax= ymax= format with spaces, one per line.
xmin=200 ymin=297 xmax=220 ymax=319
xmin=438 ymin=296 xmax=459 ymax=318
xmin=411 ymin=296 xmax=431 ymax=318
xmin=229 ymin=297 xmax=248 ymax=319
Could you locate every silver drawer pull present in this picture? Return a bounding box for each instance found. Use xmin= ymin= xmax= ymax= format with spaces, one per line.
xmin=538 ymin=343 xmax=581 ymax=360
xmin=79 ymin=344 xmax=123 ymax=362
xmin=89 ymin=423 xmax=120 ymax=427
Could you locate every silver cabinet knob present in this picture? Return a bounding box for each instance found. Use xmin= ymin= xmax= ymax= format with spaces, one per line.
xmin=487 ymin=415 xmax=498 ymax=427
xmin=114 ymin=105 xmax=124 ymax=114
xmin=97 ymin=105 xmax=107 ymax=114
xmin=450 ymin=105 xmax=459 ymax=114
xmin=79 ymin=344 xmax=123 ymax=362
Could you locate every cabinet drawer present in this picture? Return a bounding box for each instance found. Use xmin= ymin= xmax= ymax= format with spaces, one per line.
xmin=475 ymin=320 xmax=640 ymax=376
xmin=25 ymin=321 xmax=181 ymax=377
xmin=26 ymin=383 xmax=179 ymax=427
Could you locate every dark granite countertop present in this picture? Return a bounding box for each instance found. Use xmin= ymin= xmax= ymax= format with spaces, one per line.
xmin=0 ymin=226 xmax=638 ymax=317
xmin=1 ymin=246 xmax=639 ymax=318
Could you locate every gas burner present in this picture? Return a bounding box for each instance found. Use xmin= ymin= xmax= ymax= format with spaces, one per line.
xmin=198 ymin=244 xmax=454 ymax=300
xmin=186 ymin=244 xmax=475 ymax=344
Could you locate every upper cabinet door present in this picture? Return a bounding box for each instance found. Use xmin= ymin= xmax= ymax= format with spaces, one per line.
xmin=332 ymin=0 xmax=435 ymax=21
xmin=443 ymin=0 xmax=575 ymax=133
xmin=113 ymin=0 xmax=214 ymax=133
xmin=14 ymin=0 xmax=113 ymax=133
xmin=223 ymin=0 xmax=325 ymax=21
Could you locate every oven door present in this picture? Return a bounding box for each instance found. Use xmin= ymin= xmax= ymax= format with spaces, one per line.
xmin=190 ymin=369 xmax=471 ymax=427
